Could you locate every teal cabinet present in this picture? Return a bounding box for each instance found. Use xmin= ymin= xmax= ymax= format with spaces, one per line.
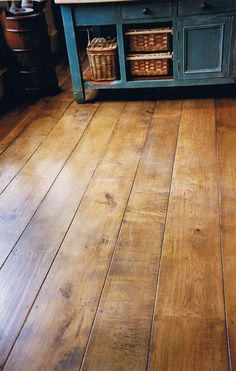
xmin=178 ymin=17 xmax=232 ymax=79
xmin=58 ymin=0 xmax=236 ymax=103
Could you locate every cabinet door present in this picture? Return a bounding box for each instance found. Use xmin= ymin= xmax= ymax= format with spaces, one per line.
xmin=230 ymin=16 xmax=236 ymax=77
xmin=178 ymin=17 xmax=231 ymax=79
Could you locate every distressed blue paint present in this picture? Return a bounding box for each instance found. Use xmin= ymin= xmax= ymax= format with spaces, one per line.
xmin=59 ymin=1 xmax=236 ymax=103
xmin=116 ymin=23 xmax=127 ymax=82
xmin=74 ymin=4 xmax=118 ymax=26
xmin=61 ymin=5 xmax=85 ymax=102
xmin=178 ymin=17 xmax=231 ymax=79
xmin=84 ymin=77 xmax=235 ymax=90
xmin=120 ymin=1 xmax=172 ymax=20
xmin=178 ymin=0 xmax=236 ymax=17
xmin=230 ymin=16 xmax=236 ymax=77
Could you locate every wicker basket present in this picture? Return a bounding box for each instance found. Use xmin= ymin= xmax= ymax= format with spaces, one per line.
xmin=86 ymin=37 xmax=118 ymax=81
xmin=127 ymin=52 xmax=172 ymax=77
xmin=125 ymin=28 xmax=172 ymax=52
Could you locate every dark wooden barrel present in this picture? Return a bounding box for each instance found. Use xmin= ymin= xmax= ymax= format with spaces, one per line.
xmin=0 ymin=9 xmax=58 ymax=95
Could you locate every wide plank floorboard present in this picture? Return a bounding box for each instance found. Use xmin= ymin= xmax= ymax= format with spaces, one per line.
xmin=217 ymin=98 xmax=236 ymax=369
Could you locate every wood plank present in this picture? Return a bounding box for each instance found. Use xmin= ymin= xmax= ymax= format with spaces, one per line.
xmin=0 ymin=65 xmax=70 ymax=154
xmin=55 ymin=61 xmax=72 ymax=89
xmin=4 ymin=100 xmax=155 ymax=371
xmin=81 ymin=101 xmax=182 ymax=371
xmin=148 ymin=100 xmax=229 ymax=371
xmin=0 ymin=100 xmax=98 ymax=267
xmin=0 ymin=79 xmax=73 ymax=194
xmin=0 ymin=101 xmax=124 ymax=367
xmin=0 ymin=100 xmax=44 ymax=154
xmin=217 ymin=98 xmax=236 ymax=368
xmin=149 ymin=318 xmax=228 ymax=371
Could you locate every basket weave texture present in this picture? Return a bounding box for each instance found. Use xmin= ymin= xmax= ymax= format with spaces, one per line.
xmin=127 ymin=52 xmax=172 ymax=76
xmin=125 ymin=28 xmax=172 ymax=52
xmin=87 ymin=37 xmax=118 ymax=81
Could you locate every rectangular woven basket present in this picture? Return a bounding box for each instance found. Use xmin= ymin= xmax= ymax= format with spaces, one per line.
xmin=86 ymin=37 xmax=118 ymax=81
xmin=125 ymin=28 xmax=172 ymax=53
xmin=126 ymin=52 xmax=172 ymax=77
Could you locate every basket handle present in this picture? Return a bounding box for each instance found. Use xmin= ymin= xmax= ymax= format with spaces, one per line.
xmin=95 ymin=38 xmax=107 ymax=47
xmin=88 ymin=35 xmax=117 ymax=47
xmin=87 ymin=28 xmax=91 ymax=45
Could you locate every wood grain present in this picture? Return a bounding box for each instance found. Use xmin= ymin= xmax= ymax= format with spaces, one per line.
xmin=0 ymin=100 xmax=44 ymax=154
xmin=0 ymin=64 xmax=70 ymax=154
xmin=0 ymin=78 xmax=73 ymax=194
xmin=4 ymin=101 xmax=155 ymax=371
xmin=81 ymin=101 xmax=182 ymax=371
xmin=0 ymin=100 xmax=98 ymax=267
xmin=148 ymin=100 xmax=229 ymax=371
xmin=149 ymin=317 xmax=228 ymax=371
xmin=217 ymin=98 xmax=236 ymax=368
xmin=1 ymin=86 xmax=234 ymax=369
xmin=0 ymin=101 xmax=124 ymax=367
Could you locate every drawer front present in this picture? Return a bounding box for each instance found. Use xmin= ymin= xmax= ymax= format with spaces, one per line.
xmin=178 ymin=0 xmax=236 ymax=16
xmin=121 ymin=1 xmax=172 ymax=20
xmin=74 ymin=4 xmax=119 ymax=26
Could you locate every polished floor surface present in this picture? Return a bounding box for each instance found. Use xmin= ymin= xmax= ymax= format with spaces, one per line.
xmin=0 ymin=65 xmax=235 ymax=370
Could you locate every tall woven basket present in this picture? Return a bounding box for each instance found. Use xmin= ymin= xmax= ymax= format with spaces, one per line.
xmin=87 ymin=37 xmax=118 ymax=81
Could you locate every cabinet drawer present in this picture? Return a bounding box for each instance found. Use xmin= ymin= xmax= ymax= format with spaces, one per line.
xmin=121 ymin=1 xmax=172 ymax=20
xmin=178 ymin=0 xmax=236 ymax=16
xmin=74 ymin=4 xmax=118 ymax=26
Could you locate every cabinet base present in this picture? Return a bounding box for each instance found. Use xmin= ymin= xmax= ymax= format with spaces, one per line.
xmin=74 ymin=91 xmax=86 ymax=103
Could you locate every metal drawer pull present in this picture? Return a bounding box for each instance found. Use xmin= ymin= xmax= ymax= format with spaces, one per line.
xmin=201 ymin=1 xmax=210 ymax=10
xmin=142 ymin=7 xmax=152 ymax=15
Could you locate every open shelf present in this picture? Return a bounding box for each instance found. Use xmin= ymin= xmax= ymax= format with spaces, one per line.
xmin=82 ymin=53 xmax=174 ymax=88
xmin=123 ymin=22 xmax=174 ymax=81
xmin=80 ymin=22 xmax=174 ymax=87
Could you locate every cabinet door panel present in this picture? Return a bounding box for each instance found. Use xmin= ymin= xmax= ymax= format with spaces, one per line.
xmin=178 ymin=17 xmax=231 ymax=79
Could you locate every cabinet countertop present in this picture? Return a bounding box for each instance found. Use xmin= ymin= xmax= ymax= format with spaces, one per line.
xmin=54 ymin=0 xmax=136 ymax=3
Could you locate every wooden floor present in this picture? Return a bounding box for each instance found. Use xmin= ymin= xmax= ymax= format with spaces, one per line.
xmin=0 ymin=66 xmax=236 ymax=371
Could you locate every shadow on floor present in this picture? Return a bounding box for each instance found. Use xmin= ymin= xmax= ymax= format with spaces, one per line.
xmin=93 ymin=84 xmax=236 ymax=102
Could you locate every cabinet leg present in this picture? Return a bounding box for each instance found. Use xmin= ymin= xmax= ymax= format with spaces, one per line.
xmin=74 ymin=91 xmax=86 ymax=103
xmin=61 ymin=6 xmax=85 ymax=104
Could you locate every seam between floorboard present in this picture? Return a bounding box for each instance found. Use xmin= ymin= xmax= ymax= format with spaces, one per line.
xmin=145 ymin=100 xmax=183 ymax=371
xmin=0 ymin=96 xmax=74 ymax=196
xmin=0 ymin=74 xmax=71 ymax=156
xmin=0 ymin=101 xmax=100 ymax=271
xmin=0 ymin=101 xmax=45 ymax=155
xmin=1 ymin=101 xmax=125 ymax=369
xmin=215 ymin=98 xmax=232 ymax=371
xmin=79 ymin=102 xmax=156 ymax=371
